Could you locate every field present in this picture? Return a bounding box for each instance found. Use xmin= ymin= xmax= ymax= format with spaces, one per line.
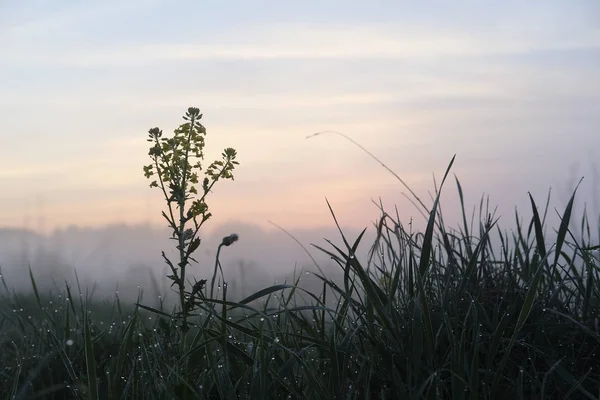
xmin=1 ymin=182 xmax=598 ymax=399
xmin=1 ymin=115 xmax=599 ymax=399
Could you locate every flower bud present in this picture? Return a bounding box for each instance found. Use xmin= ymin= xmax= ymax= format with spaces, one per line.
xmin=221 ymin=233 xmax=239 ymax=247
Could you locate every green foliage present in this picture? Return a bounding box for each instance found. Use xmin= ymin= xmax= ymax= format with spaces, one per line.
xmin=142 ymin=107 xmax=239 ymax=335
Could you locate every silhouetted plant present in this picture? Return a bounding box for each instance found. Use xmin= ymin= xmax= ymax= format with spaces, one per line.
xmin=142 ymin=107 xmax=239 ymax=335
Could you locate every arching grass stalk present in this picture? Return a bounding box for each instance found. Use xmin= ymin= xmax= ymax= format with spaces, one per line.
xmin=211 ymin=234 xmax=240 ymax=300
xmin=142 ymin=107 xmax=239 ymax=340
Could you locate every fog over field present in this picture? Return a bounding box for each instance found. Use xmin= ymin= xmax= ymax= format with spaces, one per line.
xmin=0 ymin=220 xmax=375 ymax=305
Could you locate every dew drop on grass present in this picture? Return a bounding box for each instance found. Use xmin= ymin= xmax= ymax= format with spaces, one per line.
xmin=66 ymin=339 xmax=74 ymax=346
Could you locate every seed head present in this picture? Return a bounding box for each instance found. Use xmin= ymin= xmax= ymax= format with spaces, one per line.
xmin=221 ymin=233 xmax=239 ymax=247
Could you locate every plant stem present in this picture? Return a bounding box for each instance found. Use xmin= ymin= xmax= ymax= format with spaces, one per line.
xmin=178 ymin=113 xmax=197 ymax=341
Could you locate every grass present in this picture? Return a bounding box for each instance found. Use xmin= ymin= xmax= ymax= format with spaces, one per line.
xmin=1 ymin=148 xmax=599 ymax=399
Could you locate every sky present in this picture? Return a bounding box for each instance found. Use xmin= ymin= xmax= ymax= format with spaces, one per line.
xmin=0 ymin=0 xmax=599 ymax=240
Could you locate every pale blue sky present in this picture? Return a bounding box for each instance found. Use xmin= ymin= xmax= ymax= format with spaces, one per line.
xmin=0 ymin=0 xmax=599 ymax=234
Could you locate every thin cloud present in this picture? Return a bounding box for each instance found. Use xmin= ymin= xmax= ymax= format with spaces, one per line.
xmin=0 ymin=84 xmax=524 ymax=111
xmin=3 ymin=22 xmax=599 ymax=67
xmin=68 ymin=27 xmax=600 ymax=65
